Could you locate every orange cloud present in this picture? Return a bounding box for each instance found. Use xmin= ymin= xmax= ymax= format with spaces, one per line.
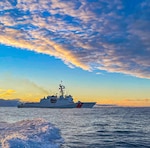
xmin=119 ymin=99 xmax=150 ymax=107
xmin=0 ymin=89 xmax=16 ymax=97
xmin=0 ymin=28 xmax=90 ymax=71
xmin=99 ymin=98 xmax=150 ymax=107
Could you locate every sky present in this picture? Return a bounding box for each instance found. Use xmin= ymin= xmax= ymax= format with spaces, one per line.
xmin=0 ymin=0 xmax=150 ymax=106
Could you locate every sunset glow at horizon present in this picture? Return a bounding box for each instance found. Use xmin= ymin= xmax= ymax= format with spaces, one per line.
xmin=0 ymin=0 xmax=150 ymax=107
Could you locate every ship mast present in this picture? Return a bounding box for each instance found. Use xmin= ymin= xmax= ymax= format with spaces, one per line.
xmin=59 ymin=82 xmax=65 ymax=98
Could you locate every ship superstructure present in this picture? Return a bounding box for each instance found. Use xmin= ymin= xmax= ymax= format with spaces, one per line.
xmin=18 ymin=83 xmax=96 ymax=108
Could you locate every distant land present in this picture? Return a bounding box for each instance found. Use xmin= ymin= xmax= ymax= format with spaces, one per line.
xmin=95 ymin=104 xmax=118 ymax=107
xmin=0 ymin=99 xmax=20 ymax=107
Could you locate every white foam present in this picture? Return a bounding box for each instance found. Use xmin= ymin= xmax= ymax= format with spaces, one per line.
xmin=0 ymin=119 xmax=63 ymax=148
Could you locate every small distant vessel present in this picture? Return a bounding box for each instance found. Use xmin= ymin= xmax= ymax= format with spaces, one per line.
xmin=18 ymin=83 xmax=96 ymax=108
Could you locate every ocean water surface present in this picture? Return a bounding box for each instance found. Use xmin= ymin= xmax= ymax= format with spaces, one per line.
xmin=0 ymin=106 xmax=150 ymax=148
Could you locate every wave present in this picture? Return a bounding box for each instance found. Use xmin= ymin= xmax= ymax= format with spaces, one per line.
xmin=0 ymin=118 xmax=63 ymax=148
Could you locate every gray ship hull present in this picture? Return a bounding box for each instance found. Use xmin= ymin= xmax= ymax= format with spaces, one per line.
xmin=18 ymin=102 xmax=96 ymax=108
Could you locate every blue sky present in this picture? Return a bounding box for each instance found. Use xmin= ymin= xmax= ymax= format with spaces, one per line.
xmin=0 ymin=0 xmax=150 ymax=106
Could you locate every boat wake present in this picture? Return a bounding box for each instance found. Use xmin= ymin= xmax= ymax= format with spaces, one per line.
xmin=0 ymin=118 xmax=63 ymax=148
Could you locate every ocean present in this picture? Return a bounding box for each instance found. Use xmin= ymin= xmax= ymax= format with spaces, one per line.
xmin=0 ymin=106 xmax=150 ymax=148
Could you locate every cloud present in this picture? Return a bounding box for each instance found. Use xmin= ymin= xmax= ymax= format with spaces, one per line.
xmin=125 ymin=99 xmax=150 ymax=102
xmin=0 ymin=74 xmax=50 ymax=101
xmin=0 ymin=0 xmax=150 ymax=78
xmin=119 ymin=98 xmax=150 ymax=106
xmin=0 ymin=89 xmax=16 ymax=97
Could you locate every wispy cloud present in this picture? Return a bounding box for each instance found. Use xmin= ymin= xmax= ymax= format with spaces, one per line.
xmin=0 ymin=89 xmax=16 ymax=97
xmin=119 ymin=98 xmax=150 ymax=106
xmin=0 ymin=0 xmax=150 ymax=78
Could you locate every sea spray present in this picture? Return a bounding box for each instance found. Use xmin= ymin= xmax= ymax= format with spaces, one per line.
xmin=0 ymin=118 xmax=64 ymax=148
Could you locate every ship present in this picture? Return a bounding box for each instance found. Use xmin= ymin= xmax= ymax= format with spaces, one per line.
xmin=18 ymin=83 xmax=96 ymax=108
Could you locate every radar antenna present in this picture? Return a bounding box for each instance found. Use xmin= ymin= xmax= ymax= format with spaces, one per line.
xmin=59 ymin=81 xmax=65 ymax=97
